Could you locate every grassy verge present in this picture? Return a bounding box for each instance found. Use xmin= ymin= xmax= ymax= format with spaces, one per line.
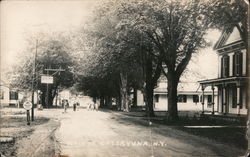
xmin=150 ymin=116 xmax=247 ymax=150
xmin=0 ymin=110 xmax=49 ymax=157
xmin=178 ymin=127 xmax=247 ymax=149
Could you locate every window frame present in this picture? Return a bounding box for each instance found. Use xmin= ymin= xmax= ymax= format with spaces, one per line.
xmin=154 ymin=94 xmax=159 ymax=103
xmin=178 ymin=95 xmax=187 ymax=103
xmin=9 ymin=91 xmax=18 ymax=100
xmin=221 ymin=55 xmax=229 ymax=78
xmin=207 ymin=95 xmax=212 ymax=108
xmin=192 ymin=95 xmax=199 ymax=103
xmin=234 ymin=52 xmax=243 ymax=76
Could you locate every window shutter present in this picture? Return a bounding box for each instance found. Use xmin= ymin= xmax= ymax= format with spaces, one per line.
xmin=221 ymin=57 xmax=223 ymax=78
xmin=226 ymin=56 xmax=229 ymax=77
xmin=232 ymin=86 xmax=237 ymax=108
xmin=233 ymin=53 xmax=235 ymax=76
xmin=183 ymin=95 xmax=187 ymax=102
xmin=239 ymin=52 xmax=243 ymax=76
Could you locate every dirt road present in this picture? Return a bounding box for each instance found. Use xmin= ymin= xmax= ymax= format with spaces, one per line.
xmin=54 ymin=109 xmax=245 ymax=157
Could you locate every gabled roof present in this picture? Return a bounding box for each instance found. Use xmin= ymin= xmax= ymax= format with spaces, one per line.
xmin=213 ymin=25 xmax=243 ymax=51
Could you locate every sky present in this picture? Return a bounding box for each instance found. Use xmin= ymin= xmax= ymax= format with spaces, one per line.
xmin=0 ymin=0 xmax=220 ymax=82
xmin=1 ymin=0 xmax=99 ymax=72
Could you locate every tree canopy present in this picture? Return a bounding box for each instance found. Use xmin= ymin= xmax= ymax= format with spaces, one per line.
xmin=10 ymin=34 xmax=75 ymax=107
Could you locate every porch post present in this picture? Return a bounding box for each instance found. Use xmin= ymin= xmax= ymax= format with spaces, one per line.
xmin=202 ymin=86 xmax=205 ymax=114
xmin=223 ymin=85 xmax=226 ymax=115
xmin=236 ymin=85 xmax=241 ymax=115
xmin=212 ymin=85 xmax=215 ymax=115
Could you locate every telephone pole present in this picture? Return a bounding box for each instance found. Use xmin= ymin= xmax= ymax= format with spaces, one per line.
xmin=31 ymin=39 xmax=38 ymax=121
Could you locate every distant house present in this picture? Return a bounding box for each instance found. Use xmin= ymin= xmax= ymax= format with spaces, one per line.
xmin=57 ymin=89 xmax=93 ymax=107
xmin=135 ymin=79 xmax=217 ymax=112
xmin=198 ymin=25 xmax=247 ymax=115
xmin=153 ymin=81 xmax=217 ymax=112
xmin=0 ymin=80 xmax=23 ymax=107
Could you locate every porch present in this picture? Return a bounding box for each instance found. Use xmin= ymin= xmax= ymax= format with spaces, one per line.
xmin=198 ymin=76 xmax=247 ymax=115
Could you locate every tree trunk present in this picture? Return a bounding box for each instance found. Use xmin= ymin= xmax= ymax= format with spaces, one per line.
xmin=146 ymin=82 xmax=155 ymax=117
xmin=104 ymin=96 xmax=112 ymax=108
xmin=41 ymin=88 xmax=46 ymax=108
xmin=120 ymin=72 xmax=129 ymax=112
xmin=167 ymin=74 xmax=179 ymax=121
xmin=116 ymin=94 xmax=121 ymax=111
xmin=48 ymin=87 xmax=54 ymax=108
xmin=133 ymin=88 xmax=137 ymax=107
xmin=145 ymin=57 xmax=155 ymax=117
xmin=100 ymin=96 xmax=105 ymax=108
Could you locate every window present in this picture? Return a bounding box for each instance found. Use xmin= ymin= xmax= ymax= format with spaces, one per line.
xmin=233 ymin=52 xmax=242 ymax=76
xmin=154 ymin=94 xmax=159 ymax=103
xmin=221 ymin=55 xmax=229 ymax=77
xmin=200 ymin=95 xmax=203 ymax=102
xmin=178 ymin=95 xmax=187 ymax=103
xmin=207 ymin=95 xmax=212 ymax=103
xmin=193 ymin=95 xmax=199 ymax=103
xmin=0 ymin=90 xmax=4 ymax=99
xmin=232 ymin=86 xmax=237 ymax=108
xmin=207 ymin=95 xmax=212 ymax=108
xmin=238 ymin=87 xmax=243 ymax=109
xmin=9 ymin=91 xmax=18 ymax=100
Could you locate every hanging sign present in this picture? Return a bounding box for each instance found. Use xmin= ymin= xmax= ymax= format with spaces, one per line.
xmin=41 ymin=75 xmax=54 ymax=84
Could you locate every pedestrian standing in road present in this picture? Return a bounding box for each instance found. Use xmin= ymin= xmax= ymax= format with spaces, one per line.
xmin=64 ymin=100 xmax=69 ymax=113
xmin=76 ymin=101 xmax=80 ymax=111
xmin=73 ymin=101 xmax=76 ymax=111
xmin=94 ymin=102 xmax=99 ymax=111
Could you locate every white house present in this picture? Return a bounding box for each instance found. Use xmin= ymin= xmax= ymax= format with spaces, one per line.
xmin=0 ymin=80 xmax=24 ymax=107
xmin=199 ymin=24 xmax=247 ymax=115
xmin=135 ymin=80 xmax=217 ymax=112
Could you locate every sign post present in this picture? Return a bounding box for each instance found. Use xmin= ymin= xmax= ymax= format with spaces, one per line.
xmin=23 ymin=101 xmax=32 ymax=125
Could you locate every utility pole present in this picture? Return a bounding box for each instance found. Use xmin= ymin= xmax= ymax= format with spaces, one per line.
xmin=31 ymin=39 xmax=38 ymax=121
xmin=46 ymin=64 xmax=50 ymax=108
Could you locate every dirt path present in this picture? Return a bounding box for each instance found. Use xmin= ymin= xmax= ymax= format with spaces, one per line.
xmin=15 ymin=118 xmax=60 ymax=157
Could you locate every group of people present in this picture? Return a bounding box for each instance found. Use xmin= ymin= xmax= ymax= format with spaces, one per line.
xmin=87 ymin=102 xmax=99 ymax=111
xmin=62 ymin=99 xmax=80 ymax=113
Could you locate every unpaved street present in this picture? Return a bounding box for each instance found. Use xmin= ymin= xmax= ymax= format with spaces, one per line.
xmin=54 ymin=109 xmax=245 ymax=157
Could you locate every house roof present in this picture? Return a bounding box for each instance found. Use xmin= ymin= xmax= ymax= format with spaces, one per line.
xmin=213 ymin=25 xmax=244 ymax=51
xmin=154 ymin=82 xmax=216 ymax=95
xmin=213 ymin=26 xmax=245 ymax=53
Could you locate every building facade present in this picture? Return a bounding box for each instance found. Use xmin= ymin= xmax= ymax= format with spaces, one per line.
xmin=0 ymin=80 xmax=23 ymax=107
xmin=135 ymin=81 xmax=217 ymax=112
xmin=198 ymin=26 xmax=247 ymax=115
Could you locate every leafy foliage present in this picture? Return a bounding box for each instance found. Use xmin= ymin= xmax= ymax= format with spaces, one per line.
xmin=10 ymin=34 xmax=75 ymax=106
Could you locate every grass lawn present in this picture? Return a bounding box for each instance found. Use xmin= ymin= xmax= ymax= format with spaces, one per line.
xmin=0 ymin=109 xmax=49 ymax=157
xmin=151 ymin=116 xmax=247 ymax=150
xmin=179 ymin=127 xmax=247 ymax=149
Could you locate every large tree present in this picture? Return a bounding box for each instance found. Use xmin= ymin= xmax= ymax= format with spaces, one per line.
xmin=10 ymin=35 xmax=74 ymax=108
xmin=111 ymin=0 xmax=244 ymax=120
xmin=75 ymin=1 xmax=163 ymax=116
xmin=208 ymin=0 xmax=248 ymax=45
